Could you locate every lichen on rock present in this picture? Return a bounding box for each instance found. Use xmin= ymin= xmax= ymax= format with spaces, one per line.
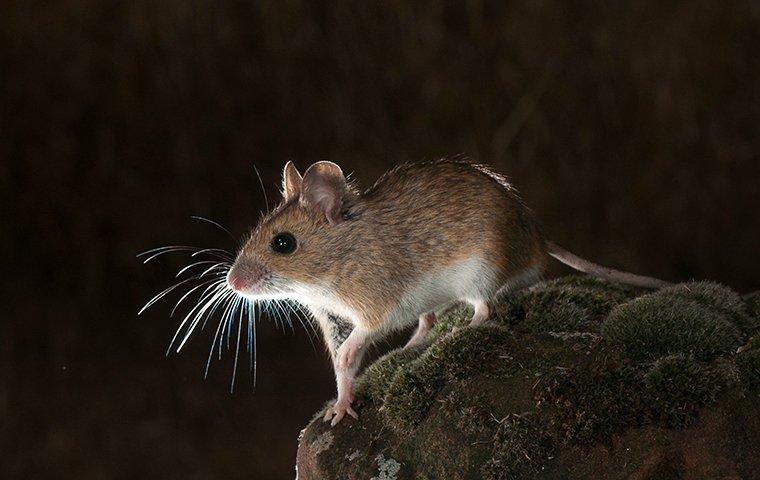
xmin=296 ymin=276 xmax=760 ymax=479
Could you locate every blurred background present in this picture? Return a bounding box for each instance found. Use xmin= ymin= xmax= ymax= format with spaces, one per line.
xmin=2 ymin=1 xmax=759 ymax=478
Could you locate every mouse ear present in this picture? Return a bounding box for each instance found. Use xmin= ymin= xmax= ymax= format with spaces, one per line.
xmin=282 ymin=161 xmax=303 ymax=200
xmin=300 ymin=161 xmax=348 ymax=225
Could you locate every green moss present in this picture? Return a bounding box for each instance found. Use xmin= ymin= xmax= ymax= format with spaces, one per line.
xmin=482 ymin=414 xmax=553 ymax=480
xmin=382 ymin=355 xmax=446 ymax=432
xmin=538 ymin=361 xmax=643 ymax=445
xmin=539 ymin=275 xmax=637 ymax=299
xmin=357 ymin=277 xmax=749 ymax=451
xmin=744 ymin=291 xmax=760 ymax=334
xmin=439 ymin=388 xmax=494 ymax=437
xmin=355 ymin=342 xmax=431 ymax=403
xmin=736 ymin=346 xmax=760 ymax=389
xmin=644 ymin=354 xmax=730 ymax=427
xmin=494 ymin=275 xmax=636 ymax=334
xmin=602 ymin=291 xmax=742 ymax=361
xmin=432 ymin=304 xmax=471 ymax=335
xmin=518 ymin=286 xmax=620 ymax=333
xmin=434 ymin=326 xmax=516 ymax=379
xmin=538 ymin=352 xmax=734 ymax=445
xmin=658 ymin=281 xmax=757 ymax=335
xmin=383 ymin=326 xmax=515 ymax=432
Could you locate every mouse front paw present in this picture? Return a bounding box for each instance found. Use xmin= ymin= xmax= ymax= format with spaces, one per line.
xmin=323 ymin=398 xmax=358 ymax=427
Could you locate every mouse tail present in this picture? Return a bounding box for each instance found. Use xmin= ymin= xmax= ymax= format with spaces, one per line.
xmin=545 ymin=241 xmax=670 ymax=289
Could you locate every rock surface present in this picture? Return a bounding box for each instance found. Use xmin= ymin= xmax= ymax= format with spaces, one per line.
xmin=296 ymin=277 xmax=760 ymax=479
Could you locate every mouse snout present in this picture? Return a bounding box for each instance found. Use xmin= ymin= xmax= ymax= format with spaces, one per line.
xmin=226 ymin=261 xmax=267 ymax=294
xmin=226 ymin=269 xmax=245 ymax=291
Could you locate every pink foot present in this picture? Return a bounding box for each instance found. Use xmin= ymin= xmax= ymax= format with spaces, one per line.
xmin=323 ymin=397 xmax=358 ymax=426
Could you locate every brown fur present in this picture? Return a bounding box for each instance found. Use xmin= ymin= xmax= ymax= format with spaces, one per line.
xmin=233 ymin=158 xmax=546 ymax=330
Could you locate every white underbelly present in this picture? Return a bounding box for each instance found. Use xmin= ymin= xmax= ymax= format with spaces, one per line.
xmin=382 ymin=255 xmax=496 ymax=332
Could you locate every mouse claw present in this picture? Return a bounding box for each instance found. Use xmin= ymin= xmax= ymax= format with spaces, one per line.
xmin=330 ymin=410 xmax=345 ymax=427
xmin=323 ymin=400 xmax=359 ymax=426
xmin=346 ymin=405 xmax=358 ymax=420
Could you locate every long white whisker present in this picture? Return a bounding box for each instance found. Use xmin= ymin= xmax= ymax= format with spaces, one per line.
xmin=139 ymin=276 xmax=202 ymax=315
xmin=252 ymin=164 xmax=270 ymax=212
xmin=252 ymin=301 xmax=258 ymax=387
xmin=174 ymin=286 xmax=233 ymax=354
xmin=191 ymin=248 xmax=234 ymax=261
xmin=294 ymin=303 xmax=320 ymax=340
xmin=169 ymin=278 xmax=222 ymax=317
xmin=140 ymin=247 xmax=208 ymax=264
xmin=190 ymin=215 xmax=237 ymax=243
xmin=199 ymin=263 xmax=229 ymax=278
xmin=286 ymin=301 xmax=317 ymax=351
xmin=219 ymin=296 xmax=242 ymax=359
xmin=201 ymin=288 xmax=233 ymax=331
xmin=230 ymin=298 xmax=245 ymax=393
xmin=277 ymin=300 xmax=292 ymax=331
xmin=169 ymin=283 xmax=229 ymax=354
xmin=205 ymin=294 xmax=235 ymax=379
xmin=175 ymin=260 xmax=221 ymax=278
xmin=137 ymin=245 xmax=203 ymax=258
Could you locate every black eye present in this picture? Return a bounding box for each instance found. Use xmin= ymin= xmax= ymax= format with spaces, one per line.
xmin=271 ymin=232 xmax=297 ymax=254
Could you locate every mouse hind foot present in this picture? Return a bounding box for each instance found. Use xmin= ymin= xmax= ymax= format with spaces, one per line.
xmin=404 ymin=312 xmax=436 ymax=348
xmin=467 ymin=299 xmax=490 ymax=327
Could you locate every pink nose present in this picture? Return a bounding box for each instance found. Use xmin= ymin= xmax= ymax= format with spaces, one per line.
xmin=227 ymin=269 xmax=246 ymax=291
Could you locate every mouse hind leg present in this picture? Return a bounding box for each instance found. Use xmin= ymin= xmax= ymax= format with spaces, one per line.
xmin=404 ymin=311 xmax=436 ymax=348
xmin=467 ymin=299 xmax=490 ymax=326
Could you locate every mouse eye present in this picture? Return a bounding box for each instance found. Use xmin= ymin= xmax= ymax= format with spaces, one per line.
xmin=271 ymin=232 xmax=297 ymax=254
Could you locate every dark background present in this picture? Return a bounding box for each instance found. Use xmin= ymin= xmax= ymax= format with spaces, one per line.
xmin=2 ymin=1 xmax=759 ymax=478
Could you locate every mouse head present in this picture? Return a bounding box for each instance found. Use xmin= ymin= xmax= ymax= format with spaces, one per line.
xmin=227 ymin=161 xmax=358 ymax=302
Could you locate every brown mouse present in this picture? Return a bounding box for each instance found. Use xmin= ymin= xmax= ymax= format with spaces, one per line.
xmin=226 ymin=158 xmax=668 ymax=425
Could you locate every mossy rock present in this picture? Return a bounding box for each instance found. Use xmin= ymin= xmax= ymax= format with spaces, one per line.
xmin=643 ymin=354 xmax=734 ymax=427
xmin=383 ymin=325 xmax=516 ymax=432
xmin=744 ymin=290 xmax=760 ymax=334
xmin=494 ymin=275 xmax=636 ymax=334
xmin=355 ymin=342 xmax=431 ymax=404
xmin=658 ymin=281 xmax=758 ymax=335
xmin=736 ymin=338 xmax=760 ymax=389
xmin=297 ymin=276 xmax=760 ymax=480
xmin=538 ymin=360 xmax=645 ymax=445
xmin=602 ymin=283 xmax=744 ymax=361
xmin=481 ymin=414 xmax=553 ymax=480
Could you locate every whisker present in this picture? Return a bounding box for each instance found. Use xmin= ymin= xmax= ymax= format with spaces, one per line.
xmin=286 ymin=301 xmax=317 ymax=351
xmin=190 ymin=215 xmax=237 ymax=243
xmin=170 ymin=283 xmax=230 ymax=354
xmin=205 ymin=294 xmax=235 ymax=379
xmin=219 ymin=296 xmax=242 ymax=360
xmin=175 ymin=260 xmax=221 ymax=278
xmin=177 ymin=288 xmax=234 ymax=354
xmin=170 ymin=278 xmax=222 ymax=317
xmin=141 ymin=248 xmax=204 ymax=264
xmin=247 ymin=301 xmax=254 ymax=373
xmin=230 ymin=298 xmax=245 ymax=393
xmin=199 ymin=263 xmax=230 ymax=278
xmin=252 ymin=164 xmax=270 ymax=212
xmin=137 ymin=245 xmax=204 ymax=258
xmin=252 ymin=301 xmax=258 ymax=386
xmin=190 ymin=248 xmax=234 ymax=261
xmin=139 ymin=276 xmax=203 ymax=315
xmin=278 ymin=300 xmax=296 ymax=335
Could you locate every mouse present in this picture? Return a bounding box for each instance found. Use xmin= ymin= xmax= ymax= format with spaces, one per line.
xmin=226 ymin=158 xmax=669 ymax=425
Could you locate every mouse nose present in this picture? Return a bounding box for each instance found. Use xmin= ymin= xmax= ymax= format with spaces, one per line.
xmin=226 ymin=267 xmax=246 ymax=291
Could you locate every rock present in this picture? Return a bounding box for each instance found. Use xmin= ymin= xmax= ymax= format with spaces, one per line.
xmin=296 ymin=276 xmax=760 ymax=479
